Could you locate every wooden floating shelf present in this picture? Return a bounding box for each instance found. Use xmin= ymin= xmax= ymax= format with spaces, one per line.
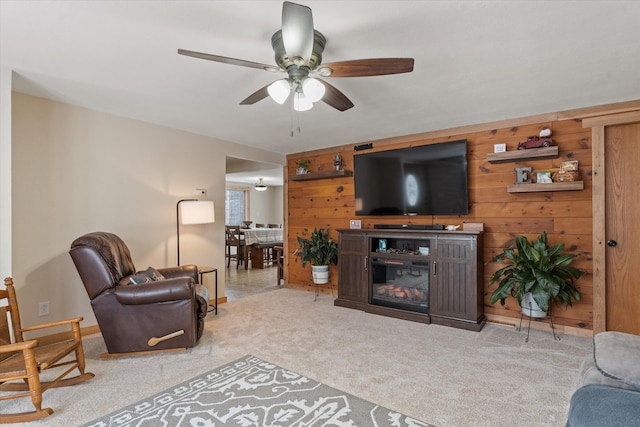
xmin=487 ymin=146 xmax=559 ymax=163
xmin=507 ymin=181 xmax=584 ymax=193
xmin=288 ymin=170 xmax=353 ymax=181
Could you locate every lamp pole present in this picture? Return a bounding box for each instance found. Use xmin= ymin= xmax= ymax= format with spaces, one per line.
xmin=176 ymin=198 xmax=197 ymax=266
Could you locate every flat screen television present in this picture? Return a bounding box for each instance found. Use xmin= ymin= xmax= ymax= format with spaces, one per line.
xmin=354 ymin=139 xmax=469 ymax=216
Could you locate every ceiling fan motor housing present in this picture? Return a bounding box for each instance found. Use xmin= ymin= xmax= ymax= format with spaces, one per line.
xmin=271 ymin=30 xmax=326 ymax=72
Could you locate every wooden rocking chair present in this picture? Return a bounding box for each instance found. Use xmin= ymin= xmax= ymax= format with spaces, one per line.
xmin=0 ymin=277 xmax=94 ymax=423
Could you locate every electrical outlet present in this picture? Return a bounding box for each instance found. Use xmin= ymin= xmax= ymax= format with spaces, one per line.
xmin=38 ymin=301 xmax=50 ymax=317
xmin=349 ymin=219 xmax=361 ymax=229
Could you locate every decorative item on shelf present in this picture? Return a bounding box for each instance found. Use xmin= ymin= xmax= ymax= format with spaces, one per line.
xmin=514 ymin=167 xmax=533 ymax=184
xmin=553 ymin=160 xmax=582 ymax=182
xmin=295 ymin=159 xmax=311 ymax=175
xmin=493 ymin=143 xmax=506 ymax=153
xmin=517 ymin=128 xmax=554 ymax=150
xmin=462 ymin=222 xmax=484 ymax=232
xmin=535 ymin=171 xmax=553 ymax=184
xmin=445 ymin=225 xmax=460 ymax=231
xmin=333 ymin=154 xmax=343 ymax=171
xmin=539 ymin=127 xmax=552 ymax=137
xmin=488 ymin=231 xmax=582 ymax=340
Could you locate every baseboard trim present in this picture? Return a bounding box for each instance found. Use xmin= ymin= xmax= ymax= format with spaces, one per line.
xmin=485 ymin=314 xmax=593 ymax=338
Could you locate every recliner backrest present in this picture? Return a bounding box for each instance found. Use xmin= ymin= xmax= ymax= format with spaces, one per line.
xmin=70 ymin=231 xmax=136 ymax=300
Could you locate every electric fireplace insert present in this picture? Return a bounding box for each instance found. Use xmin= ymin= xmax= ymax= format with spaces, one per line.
xmin=370 ymin=256 xmax=429 ymax=313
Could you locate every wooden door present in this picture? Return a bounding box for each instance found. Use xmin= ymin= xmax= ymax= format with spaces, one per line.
xmin=605 ymin=122 xmax=640 ymax=334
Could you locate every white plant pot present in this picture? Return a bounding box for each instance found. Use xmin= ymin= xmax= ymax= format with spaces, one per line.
xmin=296 ymin=167 xmax=308 ymax=175
xmin=311 ymin=265 xmax=330 ymax=284
xmin=521 ymin=292 xmax=547 ymax=318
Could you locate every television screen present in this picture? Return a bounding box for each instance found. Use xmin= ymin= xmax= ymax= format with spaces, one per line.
xmin=354 ymin=140 xmax=469 ymax=216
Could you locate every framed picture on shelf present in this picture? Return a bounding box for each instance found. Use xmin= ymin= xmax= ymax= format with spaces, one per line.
xmin=536 ymin=171 xmax=553 ymax=183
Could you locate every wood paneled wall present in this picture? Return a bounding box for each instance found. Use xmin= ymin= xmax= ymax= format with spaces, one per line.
xmin=286 ymin=115 xmax=596 ymax=331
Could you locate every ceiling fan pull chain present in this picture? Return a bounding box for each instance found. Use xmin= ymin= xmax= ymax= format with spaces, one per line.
xmin=290 ymin=96 xmax=295 ymax=137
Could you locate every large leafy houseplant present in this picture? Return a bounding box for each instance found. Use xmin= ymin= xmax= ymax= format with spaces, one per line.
xmin=295 ymin=228 xmax=338 ymax=267
xmin=489 ymin=232 xmax=582 ymax=314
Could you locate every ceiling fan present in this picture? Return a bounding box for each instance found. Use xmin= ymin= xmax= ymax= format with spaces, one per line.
xmin=178 ymin=1 xmax=414 ymax=112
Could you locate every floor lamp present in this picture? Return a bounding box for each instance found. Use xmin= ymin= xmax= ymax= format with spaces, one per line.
xmin=176 ymin=199 xmax=215 ymax=266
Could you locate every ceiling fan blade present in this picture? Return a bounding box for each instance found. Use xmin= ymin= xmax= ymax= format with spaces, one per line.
xmin=318 ymin=58 xmax=415 ymax=78
xmin=178 ymin=49 xmax=279 ymax=72
xmin=317 ymin=79 xmax=354 ymax=111
xmin=239 ymin=84 xmax=271 ymax=105
xmin=281 ymin=1 xmax=314 ymax=65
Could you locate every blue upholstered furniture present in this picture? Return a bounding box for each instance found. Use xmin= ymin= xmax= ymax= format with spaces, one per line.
xmin=566 ymin=331 xmax=640 ymax=426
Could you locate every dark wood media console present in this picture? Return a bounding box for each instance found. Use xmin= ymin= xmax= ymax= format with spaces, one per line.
xmin=336 ymin=229 xmax=486 ymax=331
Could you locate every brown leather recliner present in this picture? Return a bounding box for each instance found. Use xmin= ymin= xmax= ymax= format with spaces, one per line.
xmin=69 ymin=232 xmax=208 ymax=355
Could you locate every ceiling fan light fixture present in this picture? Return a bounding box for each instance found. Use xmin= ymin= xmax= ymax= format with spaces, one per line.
xmin=293 ymin=92 xmax=313 ymax=112
xmin=255 ymin=178 xmax=268 ymax=191
xmin=302 ymin=78 xmax=325 ymax=102
xmin=268 ymin=79 xmax=291 ymax=104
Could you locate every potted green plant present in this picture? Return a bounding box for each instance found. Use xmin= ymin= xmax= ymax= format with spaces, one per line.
xmin=295 ymin=159 xmax=311 ymax=175
xmin=488 ymin=231 xmax=582 ymax=318
xmin=295 ymin=228 xmax=338 ymax=284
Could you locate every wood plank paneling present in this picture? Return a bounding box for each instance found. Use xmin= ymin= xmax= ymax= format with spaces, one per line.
xmin=286 ymin=115 xmax=595 ymax=331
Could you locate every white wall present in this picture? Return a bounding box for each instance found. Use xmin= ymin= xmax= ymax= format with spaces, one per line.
xmin=0 ymin=68 xmax=11 ymax=280
xmin=249 ymin=186 xmax=284 ymax=226
xmin=11 ymin=92 xmax=284 ymax=331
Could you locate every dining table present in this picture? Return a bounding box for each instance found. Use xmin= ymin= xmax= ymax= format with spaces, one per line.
xmin=241 ymin=228 xmax=283 ymax=269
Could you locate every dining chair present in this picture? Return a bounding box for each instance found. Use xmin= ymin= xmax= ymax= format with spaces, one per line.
xmin=264 ymin=224 xmax=282 ymax=262
xmin=274 ymin=245 xmax=284 ymax=286
xmin=225 ymin=225 xmax=246 ymax=269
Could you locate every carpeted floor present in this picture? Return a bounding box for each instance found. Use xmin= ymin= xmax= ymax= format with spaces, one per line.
xmin=3 ymin=287 xmax=592 ymax=427
xmin=81 ymin=354 xmax=434 ymax=427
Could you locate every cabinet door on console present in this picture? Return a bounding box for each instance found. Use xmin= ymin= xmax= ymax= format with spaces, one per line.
xmin=430 ymin=237 xmax=480 ymax=321
xmin=337 ymin=232 xmax=368 ymax=306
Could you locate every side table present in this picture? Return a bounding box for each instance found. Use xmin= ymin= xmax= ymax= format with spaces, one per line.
xmin=198 ymin=266 xmax=218 ymax=315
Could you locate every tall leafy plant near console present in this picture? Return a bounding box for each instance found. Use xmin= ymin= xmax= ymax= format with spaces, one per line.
xmin=295 ymin=228 xmax=338 ymax=268
xmin=488 ymin=232 xmax=582 ymax=315
xmin=295 ymin=228 xmax=338 ymax=285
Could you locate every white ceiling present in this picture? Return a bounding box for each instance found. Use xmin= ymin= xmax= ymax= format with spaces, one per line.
xmin=2 ymin=0 xmax=639 ymax=164
xmin=226 ymin=156 xmax=284 ymax=187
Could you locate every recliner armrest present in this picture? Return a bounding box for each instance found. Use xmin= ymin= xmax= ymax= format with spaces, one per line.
xmin=114 ymin=278 xmax=195 ymax=305
xmin=158 ymin=265 xmax=198 ymax=282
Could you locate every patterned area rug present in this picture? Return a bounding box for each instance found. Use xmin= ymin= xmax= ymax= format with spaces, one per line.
xmin=82 ymin=355 xmax=432 ymax=427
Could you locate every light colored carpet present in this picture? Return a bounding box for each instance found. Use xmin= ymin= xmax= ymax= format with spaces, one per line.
xmin=3 ymin=288 xmax=592 ymax=427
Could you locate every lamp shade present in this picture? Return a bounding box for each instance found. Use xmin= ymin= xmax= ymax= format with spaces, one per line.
xmin=180 ymin=200 xmax=215 ymax=224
